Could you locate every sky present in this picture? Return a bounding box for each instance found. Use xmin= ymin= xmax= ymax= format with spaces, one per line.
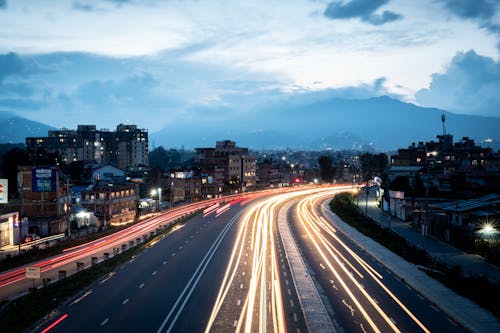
xmin=0 ymin=0 xmax=500 ymax=132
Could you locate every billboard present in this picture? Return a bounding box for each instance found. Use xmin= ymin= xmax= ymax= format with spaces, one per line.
xmin=32 ymin=167 xmax=57 ymax=192
xmin=0 ymin=178 xmax=7 ymax=204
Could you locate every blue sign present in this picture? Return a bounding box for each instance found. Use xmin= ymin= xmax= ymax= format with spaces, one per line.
xmin=32 ymin=167 xmax=57 ymax=192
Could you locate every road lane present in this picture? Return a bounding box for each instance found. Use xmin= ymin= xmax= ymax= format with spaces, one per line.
xmin=41 ymin=205 xmax=243 ymax=333
xmin=289 ymin=190 xmax=466 ymax=333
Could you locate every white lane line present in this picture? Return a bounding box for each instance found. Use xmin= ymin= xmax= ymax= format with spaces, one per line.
xmin=240 ymin=284 xmax=244 ymax=289
xmin=242 ymin=271 xmax=246 ymax=276
xmin=139 ymin=283 xmax=144 ymax=289
xmin=171 ymin=253 xmax=176 ymax=256
xmin=122 ymin=299 xmax=129 ymax=305
xmin=389 ymin=317 xmax=396 ymax=325
xmin=417 ymin=294 xmax=424 ymax=300
xmin=233 ymin=320 xmax=238 ymax=327
xmin=179 ymin=246 xmax=183 ymax=250
xmin=430 ymin=305 xmax=440 ymax=312
xmin=447 ymin=318 xmax=458 ymax=327
xmin=152 ymin=271 xmax=157 ymax=276
xmin=290 ymin=299 xmax=294 ymax=307
xmin=287 ymin=288 xmax=292 ymax=295
xmin=237 ymin=299 xmax=241 ymax=306
xmin=293 ymin=313 xmax=298 ymax=322
xmin=320 ymin=263 xmax=326 ymax=270
xmin=163 ymin=261 xmax=167 ymax=265
xmin=285 ymin=279 xmax=289 ymax=286
xmin=100 ymin=318 xmax=109 ymax=326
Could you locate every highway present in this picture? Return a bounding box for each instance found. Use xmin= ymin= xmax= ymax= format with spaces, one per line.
xmin=288 ymin=190 xmax=466 ymax=333
xmin=15 ymin=185 xmax=474 ymax=332
xmin=36 ymin=188 xmax=316 ymax=333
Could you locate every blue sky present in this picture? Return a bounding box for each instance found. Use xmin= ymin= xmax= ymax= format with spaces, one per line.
xmin=0 ymin=0 xmax=499 ymax=132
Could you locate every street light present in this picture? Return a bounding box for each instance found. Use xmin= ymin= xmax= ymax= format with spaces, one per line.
xmin=477 ymin=219 xmax=498 ymax=260
xmin=150 ymin=187 xmax=161 ymax=211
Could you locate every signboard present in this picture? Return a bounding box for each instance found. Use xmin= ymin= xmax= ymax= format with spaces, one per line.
xmin=389 ymin=190 xmax=405 ymax=199
xmin=0 ymin=178 xmax=7 ymax=204
xmin=32 ymin=167 xmax=57 ymax=192
xmin=26 ymin=266 xmax=41 ymax=279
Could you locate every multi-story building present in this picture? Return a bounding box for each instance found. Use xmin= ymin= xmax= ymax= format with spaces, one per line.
xmin=17 ymin=166 xmax=71 ymax=236
xmin=80 ymin=183 xmax=138 ymax=226
xmin=195 ymin=140 xmax=256 ymax=193
xmin=26 ymin=124 xmax=149 ymax=171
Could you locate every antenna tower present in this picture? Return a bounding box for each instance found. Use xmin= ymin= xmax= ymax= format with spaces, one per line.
xmin=441 ymin=114 xmax=447 ymax=136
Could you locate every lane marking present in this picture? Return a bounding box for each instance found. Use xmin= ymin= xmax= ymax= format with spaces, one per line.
xmin=152 ymin=271 xmax=157 ymax=276
xmin=40 ymin=313 xmax=68 ymax=333
xmin=237 ymin=299 xmax=241 ymax=306
xmin=163 ymin=261 xmax=167 ymax=265
xmin=122 ymin=298 xmax=129 ymax=305
xmin=139 ymin=283 xmax=144 ymax=289
xmin=100 ymin=318 xmax=109 ymax=326
xmin=171 ymin=253 xmax=176 ymax=256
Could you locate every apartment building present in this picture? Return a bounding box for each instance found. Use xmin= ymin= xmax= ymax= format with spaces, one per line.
xmin=195 ymin=140 xmax=256 ymax=193
xmin=26 ymin=124 xmax=149 ymax=171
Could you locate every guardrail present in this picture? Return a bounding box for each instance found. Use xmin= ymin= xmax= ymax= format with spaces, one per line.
xmin=23 ymin=233 xmax=66 ymax=247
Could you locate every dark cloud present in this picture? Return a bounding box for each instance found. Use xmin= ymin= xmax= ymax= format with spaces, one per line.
xmin=0 ymin=53 xmax=29 ymax=82
xmin=75 ymin=73 xmax=158 ymax=108
xmin=437 ymin=0 xmax=500 ymax=39
xmin=0 ymin=0 xmax=6 ymax=10
xmin=324 ymin=0 xmax=402 ymax=25
xmin=73 ymin=1 xmax=94 ymax=12
xmin=364 ymin=10 xmax=402 ymax=26
xmin=416 ymin=50 xmax=500 ymax=117
xmin=437 ymin=0 xmax=496 ymax=20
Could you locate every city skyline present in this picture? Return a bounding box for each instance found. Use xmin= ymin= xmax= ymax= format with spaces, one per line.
xmin=0 ymin=0 xmax=499 ymax=133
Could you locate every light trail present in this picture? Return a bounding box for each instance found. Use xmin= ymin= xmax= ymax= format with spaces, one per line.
xmin=294 ymin=190 xmax=431 ymax=333
xmin=205 ymin=186 xmax=352 ymax=332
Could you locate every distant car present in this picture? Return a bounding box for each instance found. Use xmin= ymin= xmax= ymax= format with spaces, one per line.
xmin=23 ymin=234 xmax=41 ymax=243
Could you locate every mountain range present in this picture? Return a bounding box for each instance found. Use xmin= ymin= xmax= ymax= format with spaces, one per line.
xmin=1 ymin=96 xmax=499 ymax=151
xmin=150 ymin=96 xmax=500 ymax=151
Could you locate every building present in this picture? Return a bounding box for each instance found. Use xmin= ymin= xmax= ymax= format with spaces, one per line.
xmin=170 ymin=171 xmax=211 ymax=203
xmin=17 ymin=166 xmax=71 ymax=236
xmin=79 ymin=183 xmax=138 ymax=226
xmin=195 ymin=140 xmax=256 ymax=193
xmin=26 ymin=124 xmax=149 ymax=171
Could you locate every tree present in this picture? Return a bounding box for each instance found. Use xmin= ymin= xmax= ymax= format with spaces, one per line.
xmin=318 ymin=155 xmax=335 ymax=182
xmin=1 ymin=147 xmax=30 ymax=198
xmin=149 ymin=146 xmax=182 ymax=170
xmin=361 ymin=152 xmax=388 ymax=180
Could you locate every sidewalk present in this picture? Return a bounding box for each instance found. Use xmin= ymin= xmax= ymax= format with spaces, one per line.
xmin=360 ymin=189 xmax=500 ymax=285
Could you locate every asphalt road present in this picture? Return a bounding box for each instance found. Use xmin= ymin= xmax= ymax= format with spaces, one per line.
xmin=36 ymin=194 xmax=308 ymax=333
xmin=289 ymin=192 xmax=467 ymax=333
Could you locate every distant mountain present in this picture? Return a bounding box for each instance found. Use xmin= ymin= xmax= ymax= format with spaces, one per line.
xmin=0 ymin=114 xmax=56 ymax=144
xmin=150 ymin=96 xmax=500 ymax=151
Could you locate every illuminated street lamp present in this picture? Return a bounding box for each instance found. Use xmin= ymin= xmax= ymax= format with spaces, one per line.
xmin=150 ymin=187 xmax=162 ymax=210
xmin=476 ymin=219 xmax=498 ymax=260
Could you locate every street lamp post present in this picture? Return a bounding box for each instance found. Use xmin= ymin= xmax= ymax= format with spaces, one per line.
xmin=477 ymin=221 xmax=497 ymax=260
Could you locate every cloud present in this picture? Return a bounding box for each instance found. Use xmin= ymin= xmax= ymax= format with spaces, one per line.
xmin=0 ymin=0 xmax=6 ymax=10
xmin=0 ymin=53 xmax=26 ymax=81
xmin=437 ymin=0 xmax=500 ymax=37
xmin=324 ymin=0 xmax=402 ymax=26
xmin=416 ymin=50 xmax=500 ymax=117
xmin=72 ymin=1 xmax=93 ymax=12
